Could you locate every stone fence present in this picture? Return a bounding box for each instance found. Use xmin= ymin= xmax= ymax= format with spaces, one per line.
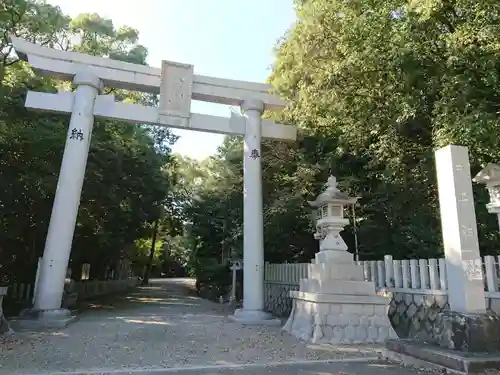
xmin=3 ymin=278 xmax=140 ymax=311
xmin=264 ymin=263 xmax=307 ymax=318
xmin=358 ymin=255 xmax=500 ymax=292
xmin=264 ymin=259 xmax=500 ymax=337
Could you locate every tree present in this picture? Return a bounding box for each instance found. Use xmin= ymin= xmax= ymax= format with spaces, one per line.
xmin=0 ymin=2 xmax=178 ymax=284
xmin=0 ymin=0 xmax=69 ymax=83
xmin=181 ymin=0 xmax=500 ymax=299
xmin=268 ymin=0 xmax=500 ymax=259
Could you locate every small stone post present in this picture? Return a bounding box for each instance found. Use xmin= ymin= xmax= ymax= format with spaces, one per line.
xmin=0 ymin=287 xmax=12 ymax=333
xmin=32 ymin=257 xmax=42 ymax=305
xmin=230 ymin=260 xmax=242 ymax=303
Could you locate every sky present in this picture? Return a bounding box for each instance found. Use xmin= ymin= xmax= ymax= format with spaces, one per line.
xmin=46 ymin=0 xmax=297 ymax=160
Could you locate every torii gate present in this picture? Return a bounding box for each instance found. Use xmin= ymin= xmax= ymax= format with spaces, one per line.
xmin=11 ymin=37 xmax=295 ymax=326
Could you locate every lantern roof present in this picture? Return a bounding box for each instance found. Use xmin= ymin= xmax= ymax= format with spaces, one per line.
xmin=308 ymin=176 xmax=358 ymax=208
xmin=473 ymin=163 xmax=500 ymax=185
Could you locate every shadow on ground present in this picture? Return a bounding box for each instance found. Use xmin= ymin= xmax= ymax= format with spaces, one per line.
xmin=0 ymin=278 xmax=430 ymax=375
xmin=77 ymin=279 xmax=224 ymax=313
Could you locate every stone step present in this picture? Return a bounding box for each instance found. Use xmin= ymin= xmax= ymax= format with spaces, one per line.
xmin=384 ymin=339 xmax=500 ymax=374
xmin=308 ymin=263 xmax=365 ymax=281
xmin=299 ymin=279 xmax=376 ymax=295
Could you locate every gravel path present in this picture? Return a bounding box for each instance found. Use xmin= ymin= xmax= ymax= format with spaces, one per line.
xmin=0 ymin=278 xmax=384 ymax=375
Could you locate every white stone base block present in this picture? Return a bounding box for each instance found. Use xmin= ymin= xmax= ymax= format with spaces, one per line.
xmin=10 ymin=308 xmax=78 ymax=331
xmin=283 ymin=294 xmax=397 ymax=344
xmin=229 ymin=308 xmax=282 ymax=326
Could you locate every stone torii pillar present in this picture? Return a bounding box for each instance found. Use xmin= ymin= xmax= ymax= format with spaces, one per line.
xmin=34 ymin=71 xmax=102 ymax=314
xmin=231 ymin=99 xmax=280 ymax=325
xmin=11 ymin=37 xmax=295 ymax=328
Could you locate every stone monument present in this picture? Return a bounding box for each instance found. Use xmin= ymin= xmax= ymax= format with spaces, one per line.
xmin=431 ymin=146 xmax=500 ymax=351
xmin=385 ymin=146 xmax=500 ymax=373
xmin=283 ymin=176 xmax=397 ymax=344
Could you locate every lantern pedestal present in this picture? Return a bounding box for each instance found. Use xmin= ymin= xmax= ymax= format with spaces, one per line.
xmin=283 ymin=176 xmax=396 ymax=344
xmin=283 ymin=254 xmax=397 ymax=344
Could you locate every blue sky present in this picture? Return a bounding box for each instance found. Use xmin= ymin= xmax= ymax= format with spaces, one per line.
xmin=46 ymin=0 xmax=296 ymax=160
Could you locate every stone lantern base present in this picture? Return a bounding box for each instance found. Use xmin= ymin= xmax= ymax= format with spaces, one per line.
xmin=283 ymin=251 xmax=397 ymax=344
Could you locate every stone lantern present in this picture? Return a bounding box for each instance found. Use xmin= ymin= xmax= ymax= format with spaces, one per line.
xmin=283 ymin=175 xmax=396 ymax=344
xmin=309 ymin=176 xmax=358 ymax=263
xmin=473 ymin=163 xmax=500 ymax=231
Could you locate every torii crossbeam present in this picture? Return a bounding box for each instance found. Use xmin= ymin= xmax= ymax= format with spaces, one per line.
xmin=11 ymin=37 xmax=295 ymax=327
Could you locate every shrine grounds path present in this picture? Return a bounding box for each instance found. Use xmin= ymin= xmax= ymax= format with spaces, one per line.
xmin=0 ymin=278 xmax=435 ymax=375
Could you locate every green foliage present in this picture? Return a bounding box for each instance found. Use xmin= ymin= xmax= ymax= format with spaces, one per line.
xmin=157 ymin=235 xmax=190 ymax=277
xmin=268 ymin=0 xmax=500 ymax=259
xmin=194 ymin=258 xmax=231 ymax=301
xmin=0 ymin=0 xmax=179 ymax=285
xmin=130 ymin=237 xmax=163 ymax=274
xmin=2 ymin=0 xmax=500 ymax=295
xmin=179 ymin=0 xmax=500 ymax=289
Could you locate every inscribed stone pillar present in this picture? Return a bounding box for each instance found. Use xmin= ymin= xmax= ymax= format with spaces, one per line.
xmin=435 ymin=145 xmax=486 ymax=314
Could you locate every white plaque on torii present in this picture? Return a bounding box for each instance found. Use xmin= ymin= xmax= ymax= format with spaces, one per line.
xmin=159 ymin=60 xmax=194 ymax=123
